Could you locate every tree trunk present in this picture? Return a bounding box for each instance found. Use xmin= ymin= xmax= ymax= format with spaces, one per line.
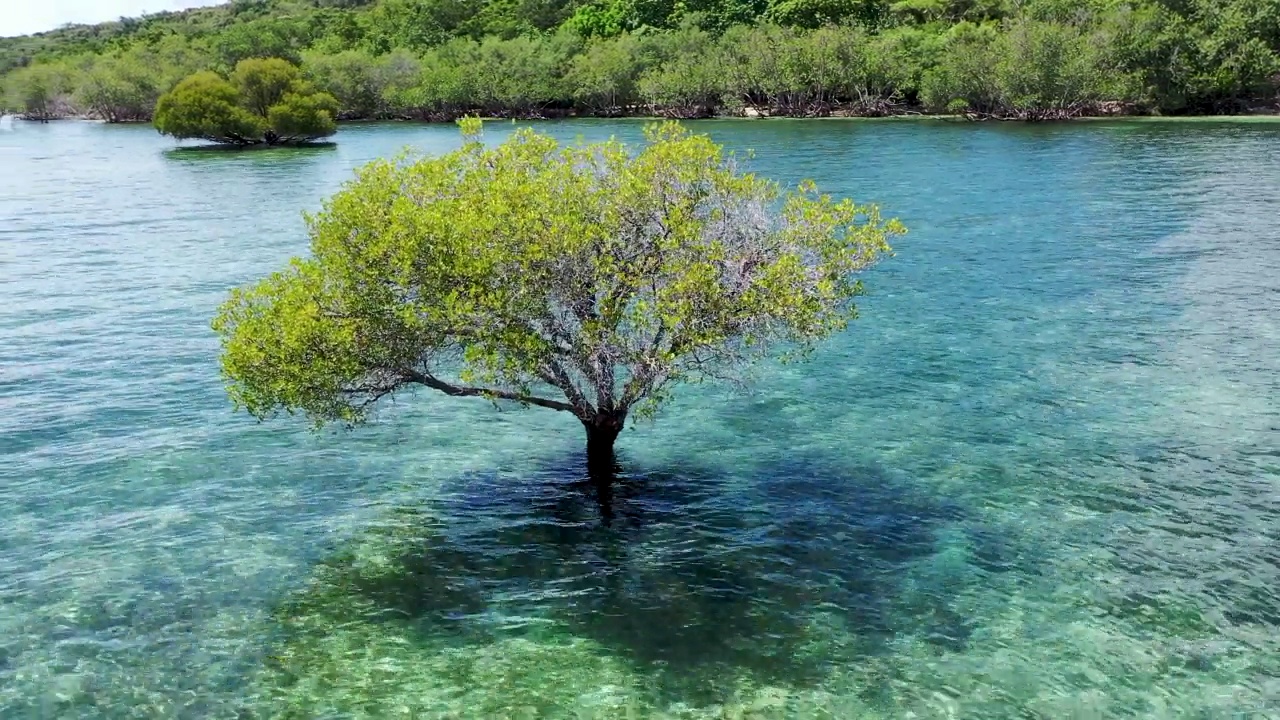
xmin=583 ymin=411 xmax=625 ymax=480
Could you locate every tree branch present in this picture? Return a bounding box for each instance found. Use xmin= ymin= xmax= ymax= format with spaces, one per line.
xmin=536 ymin=360 xmax=595 ymax=415
xmin=403 ymin=369 xmax=577 ymax=413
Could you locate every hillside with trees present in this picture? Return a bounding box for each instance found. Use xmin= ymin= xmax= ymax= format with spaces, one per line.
xmin=2 ymin=0 xmax=1278 ymax=122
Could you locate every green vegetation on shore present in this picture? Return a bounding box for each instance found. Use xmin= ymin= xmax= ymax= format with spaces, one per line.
xmin=2 ymin=0 xmax=1277 ymax=122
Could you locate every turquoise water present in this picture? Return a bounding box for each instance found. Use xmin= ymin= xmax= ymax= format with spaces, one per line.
xmin=1 ymin=118 xmax=1278 ymax=718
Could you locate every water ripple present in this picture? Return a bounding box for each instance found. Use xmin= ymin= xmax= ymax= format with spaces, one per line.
xmin=1 ymin=119 xmax=1278 ymax=718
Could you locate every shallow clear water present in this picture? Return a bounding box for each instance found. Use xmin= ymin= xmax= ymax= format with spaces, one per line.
xmin=1 ymin=118 xmax=1278 ymax=719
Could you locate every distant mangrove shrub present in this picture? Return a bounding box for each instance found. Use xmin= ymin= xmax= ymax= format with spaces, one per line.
xmin=920 ymin=19 xmax=1139 ymax=119
xmin=2 ymin=63 xmax=78 ymax=121
xmin=154 ymin=58 xmax=338 ymax=145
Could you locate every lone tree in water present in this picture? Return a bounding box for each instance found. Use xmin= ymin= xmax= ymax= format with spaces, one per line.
xmin=213 ymin=121 xmax=902 ymax=473
xmin=154 ymin=58 xmax=338 ymax=146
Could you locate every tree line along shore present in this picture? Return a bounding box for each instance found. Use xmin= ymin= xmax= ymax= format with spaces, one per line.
xmin=2 ymin=0 xmax=1278 ymax=124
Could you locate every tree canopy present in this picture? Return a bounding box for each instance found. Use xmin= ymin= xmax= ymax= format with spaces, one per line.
xmin=153 ymin=58 xmax=338 ymax=145
xmin=212 ymin=121 xmax=902 ymax=469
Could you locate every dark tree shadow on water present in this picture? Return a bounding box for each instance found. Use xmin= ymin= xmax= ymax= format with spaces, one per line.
xmin=276 ymin=452 xmax=1020 ymax=705
xmin=161 ymin=143 xmax=337 ymax=167
xmin=165 ymin=142 xmax=337 ymax=154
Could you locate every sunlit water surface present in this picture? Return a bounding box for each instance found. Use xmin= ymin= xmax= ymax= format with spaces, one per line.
xmin=1 ymin=118 xmax=1278 ymax=719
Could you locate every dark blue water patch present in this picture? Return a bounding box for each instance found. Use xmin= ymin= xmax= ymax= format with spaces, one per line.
xmin=161 ymin=144 xmax=338 ymax=163
xmin=265 ymin=452 xmax=1026 ymax=706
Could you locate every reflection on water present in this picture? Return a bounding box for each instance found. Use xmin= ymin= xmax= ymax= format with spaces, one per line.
xmin=257 ymin=453 xmax=1002 ymax=716
xmin=164 ymin=142 xmax=338 ymax=153
xmin=162 ymin=142 xmax=338 ymax=161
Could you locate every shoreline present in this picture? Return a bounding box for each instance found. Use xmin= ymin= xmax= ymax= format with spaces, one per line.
xmin=8 ymin=111 xmax=1280 ymax=129
xmin=330 ymin=105 xmax=1280 ymax=124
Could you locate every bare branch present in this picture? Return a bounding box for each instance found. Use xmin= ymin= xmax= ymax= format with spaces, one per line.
xmin=402 ymin=369 xmax=577 ymax=413
xmin=536 ymin=360 xmax=595 ymax=415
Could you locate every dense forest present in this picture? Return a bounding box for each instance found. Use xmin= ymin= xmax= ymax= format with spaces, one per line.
xmin=1 ymin=0 xmax=1278 ymax=122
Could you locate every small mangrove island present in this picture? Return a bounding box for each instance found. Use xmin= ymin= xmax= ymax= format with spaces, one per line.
xmin=154 ymin=58 xmax=338 ymax=146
